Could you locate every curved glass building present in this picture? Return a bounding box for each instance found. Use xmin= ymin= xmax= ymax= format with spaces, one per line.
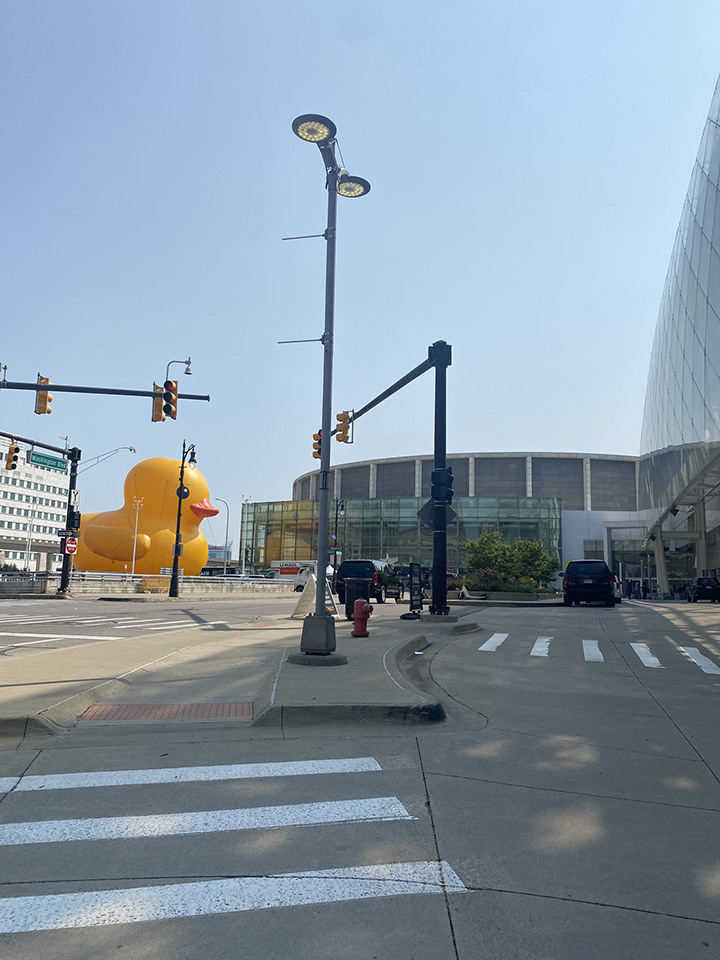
xmin=640 ymin=77 xmax=720 ymax=583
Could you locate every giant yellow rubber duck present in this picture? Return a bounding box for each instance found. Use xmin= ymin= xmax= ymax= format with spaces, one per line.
xmin=74 ymin=457 xmax=219 ymax=575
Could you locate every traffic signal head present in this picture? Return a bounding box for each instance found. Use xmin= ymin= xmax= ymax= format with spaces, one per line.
xmin=34 ymin=375 xmax=52 ymax=415
xmin=152 ymin=383 xmax=166 ymax=422
xmin=5 ymin=443 xmax=20 ymax=471
xmin=312 ymin=431 xmax=322 ymax=459
xmin=163 ymin=380 xmax=178 ymax=419
xmin=335 ymin=411 xmax=351 ymax=443
xmin=431 ymin=466 xmax=454 ymax=503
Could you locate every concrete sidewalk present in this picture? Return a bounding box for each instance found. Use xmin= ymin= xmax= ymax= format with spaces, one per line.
xmin=0 ymin=605 xmax=479 ymax=746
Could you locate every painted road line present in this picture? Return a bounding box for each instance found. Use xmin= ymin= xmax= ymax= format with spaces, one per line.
xmin=478 ymin=633 xmax=508 ymax=651
xmin=0 ymin=860 xmax=467 ymax=933
xmin=679 ymin=647 xmax=720 ymax=674
xmin=0 ymin=632 xmax=116 ymax=644
xmin=0 ymin=637 xmax=65 ymax=649
xmin=530 ymin=637 xmax=552 ymax=657
xmin=630 ymin=643 xmax=664 ymax=669
xmin=113 ymin=619 xmax=186 ymax=629
xmin=582 ymin=639 xmax=604 ymax=662
xmin=0 ymin=797 xmax=413 ymax=846
xmin=14 ymin=757 xmax=384 ymax=792
xmin=0 ymin=778 xmax=18 ymax=794
xmin=147 ymin=620 xmax=226 ymax=631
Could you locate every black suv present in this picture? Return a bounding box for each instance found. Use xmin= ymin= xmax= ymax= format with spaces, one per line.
xmin=686 ymin=577 xmax=720 ymax=602
xmin=335 ymin=560 xmax=404 ymax=604
xmin=563 ymin=560 xmax=615 ymax=607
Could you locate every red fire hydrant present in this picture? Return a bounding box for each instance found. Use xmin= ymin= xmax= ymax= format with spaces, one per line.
xmin=351 ymin=597 xmax=373 ymax=637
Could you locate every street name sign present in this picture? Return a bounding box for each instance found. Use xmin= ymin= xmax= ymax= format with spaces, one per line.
xmin=27 ymin=451 xmax=68 ymax=472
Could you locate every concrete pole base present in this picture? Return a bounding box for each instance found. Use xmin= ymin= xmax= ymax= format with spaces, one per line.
xmin=287 ymin=652 xmax=348 ymax=666
xmin=300 ymin=613 xmax=337 ymax=655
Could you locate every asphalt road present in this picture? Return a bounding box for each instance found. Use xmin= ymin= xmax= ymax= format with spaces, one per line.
xmin=0 ymin=599 xmax=718 ymax=958
xmin=0 ymin=596 xmax=299 ymax=655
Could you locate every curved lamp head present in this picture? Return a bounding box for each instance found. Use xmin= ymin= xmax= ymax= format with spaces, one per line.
xmin=292 ymin=114 xmax=337 ymax=144
xmin=188 ymin=448 xmax=197 ymax=470
xmin=183 ymin=357 xmax=192 ymax=376
xmin=337 ymin=171 xmax=371 ymax=198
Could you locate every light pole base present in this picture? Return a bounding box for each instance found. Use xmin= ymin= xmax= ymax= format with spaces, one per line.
xmin=300 ymin=614 xmax=337 ymax=654
xmin=287 ymin=652 xmax=348 ymax=666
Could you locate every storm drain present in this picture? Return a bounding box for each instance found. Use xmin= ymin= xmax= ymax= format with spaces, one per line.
xmin=82 ymin=702 xmax=254 ymax=721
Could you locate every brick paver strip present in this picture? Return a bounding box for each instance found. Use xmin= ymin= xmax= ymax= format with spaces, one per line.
xmin=82 ymin=702 xmax=253 ymax=721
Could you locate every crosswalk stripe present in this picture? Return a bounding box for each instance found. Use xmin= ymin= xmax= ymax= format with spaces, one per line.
xmin=0 ymin=778 xmax=17 ymax=794
xmin=0 ymin=860 xmax=467 ymax=932
xmin=478 ymin=633 xmax=508 ymax=651
xmin=630 ymin=642 xmax=664 ymax=668
xmin=12 ymin=757 xmax=384 ymax=792
xmin=582 ymin=639 xmax=604 ymax=662
xmin=114 ymin=619 xmax=183 ymax=628
xmin=147 ymin=620 xmax=226 ymax=631
xmin=530 ymin=637 xmax=552 ymax=657
xmin=0 ymin=632 xmax=115 ymax=644
xmin=679 ymin=647 xmax=720 ymax=674
xmin=0 ymin=797 xmax=414 ymax=846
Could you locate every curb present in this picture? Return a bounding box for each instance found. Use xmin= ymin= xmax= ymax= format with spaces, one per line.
xmin=251 ymin=701 xmax=445 ymax=728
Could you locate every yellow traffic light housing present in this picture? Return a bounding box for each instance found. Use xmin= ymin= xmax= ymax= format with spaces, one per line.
xmin=5 ymin=442 xmax=20 ymax=470
xmin=312 ymin=431 xmax=322 ymax=459
xmin=34 ymin=375 xmax=52 ymax=415
xmin=151 ymin=383 xmax=166 ymax=422
xmin=335 ymin=410 xmax=351 ymax=443
xmin=163 ymin=380 xmax=178 ymax=419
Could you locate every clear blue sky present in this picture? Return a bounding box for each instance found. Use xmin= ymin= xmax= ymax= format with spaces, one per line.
xmin=1 ymin=1 xmax=718 ymax=548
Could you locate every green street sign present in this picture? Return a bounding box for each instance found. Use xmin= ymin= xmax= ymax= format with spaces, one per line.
xmin=27 ymin=451 xmax=68 ymax=472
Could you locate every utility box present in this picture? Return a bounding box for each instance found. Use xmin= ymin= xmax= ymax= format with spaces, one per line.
xmin=344 ymin=578 xmax=371 ymax=620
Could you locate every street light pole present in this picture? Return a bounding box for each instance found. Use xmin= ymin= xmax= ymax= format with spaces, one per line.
xmin=131 ymin=496 xmax=144 ymax=575
xmin=216 ymin=498 xmax=230 ymax=575
xmin=169 ymin=440 xmax=196 ymax=599
xmin=290 ymin=114 xmax=371 ymax=658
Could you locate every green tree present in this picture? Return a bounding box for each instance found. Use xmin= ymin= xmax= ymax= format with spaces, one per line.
xmin=461 ymin=530 xmax=558 ymax=589
xmin=507 ymin=539 xmax=559 ymax=587
xmin=462 ymin=530 xmax=511 ymax=578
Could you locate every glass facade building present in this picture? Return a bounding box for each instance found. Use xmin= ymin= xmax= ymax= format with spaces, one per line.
xmin=641 ymin=78 xmax=720 ymax=513
xmin=243 ymin=497 xmax=562 ymax=572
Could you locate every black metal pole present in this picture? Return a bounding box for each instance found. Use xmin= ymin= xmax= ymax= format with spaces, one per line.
xmin=169 ymin=441 xmax=187 ymax=599
xmin=429 ymin=341 xmax=452 ymax=615
xmin=57 ymin=447 xmax=81 ymax=595
xmin=300 ymin=156 xmax=338 ymax=654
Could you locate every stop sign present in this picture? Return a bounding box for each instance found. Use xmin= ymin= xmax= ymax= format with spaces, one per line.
xmin=65 ymin=536 xmax=78 ymax=555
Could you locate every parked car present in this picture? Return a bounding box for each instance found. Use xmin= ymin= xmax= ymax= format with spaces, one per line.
xmin=335 ymin=559 xmax=404 ymax=604
xmin=686 ymin=576 xmax=720 ymax=602
xmin=563 ymin=559 xmax=616 ymax=607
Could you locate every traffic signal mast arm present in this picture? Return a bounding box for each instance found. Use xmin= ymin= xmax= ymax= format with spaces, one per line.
xmin=0 ymin=380 xmax=210 ymax=402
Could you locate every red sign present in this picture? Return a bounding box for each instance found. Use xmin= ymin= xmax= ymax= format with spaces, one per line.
xmin=65 ymin=536 xmax=78 ymax=555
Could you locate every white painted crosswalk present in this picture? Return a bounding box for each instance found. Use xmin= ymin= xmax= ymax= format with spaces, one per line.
xmin=478 ymin=633 xmax=720 ymax=674
xmin=0 ymin=755 xmax=468 ymax=934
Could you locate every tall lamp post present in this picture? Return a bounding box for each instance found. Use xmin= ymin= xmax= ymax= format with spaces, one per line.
xmin=291 ymin=114 xmax=371 ymax=657
xmin=169 ymin=440 xmax=196 ymax=599
xmin=239 ymin=495 xmax=251 ymax=575
xmin=131 ymin=496 xmax=144 ymax=575
xmin=216 ymin=498 xmax=230 ymax=575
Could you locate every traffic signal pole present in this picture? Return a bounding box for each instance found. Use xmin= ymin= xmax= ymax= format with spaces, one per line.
xmin=334 ymin=340 xmax=453 ymax=616
xmin=429 ymin=341 xmax=452 ymax=615
xmin=57 ymin=447 xmax=81 ymax=596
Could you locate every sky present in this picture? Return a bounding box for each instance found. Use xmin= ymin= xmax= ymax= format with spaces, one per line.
xmin=1 ymin=1 xmax=719 ymax=551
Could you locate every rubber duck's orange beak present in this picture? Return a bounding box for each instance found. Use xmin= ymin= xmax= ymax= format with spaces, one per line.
xmin=189 ymin=498 xmax=219 ymax=519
